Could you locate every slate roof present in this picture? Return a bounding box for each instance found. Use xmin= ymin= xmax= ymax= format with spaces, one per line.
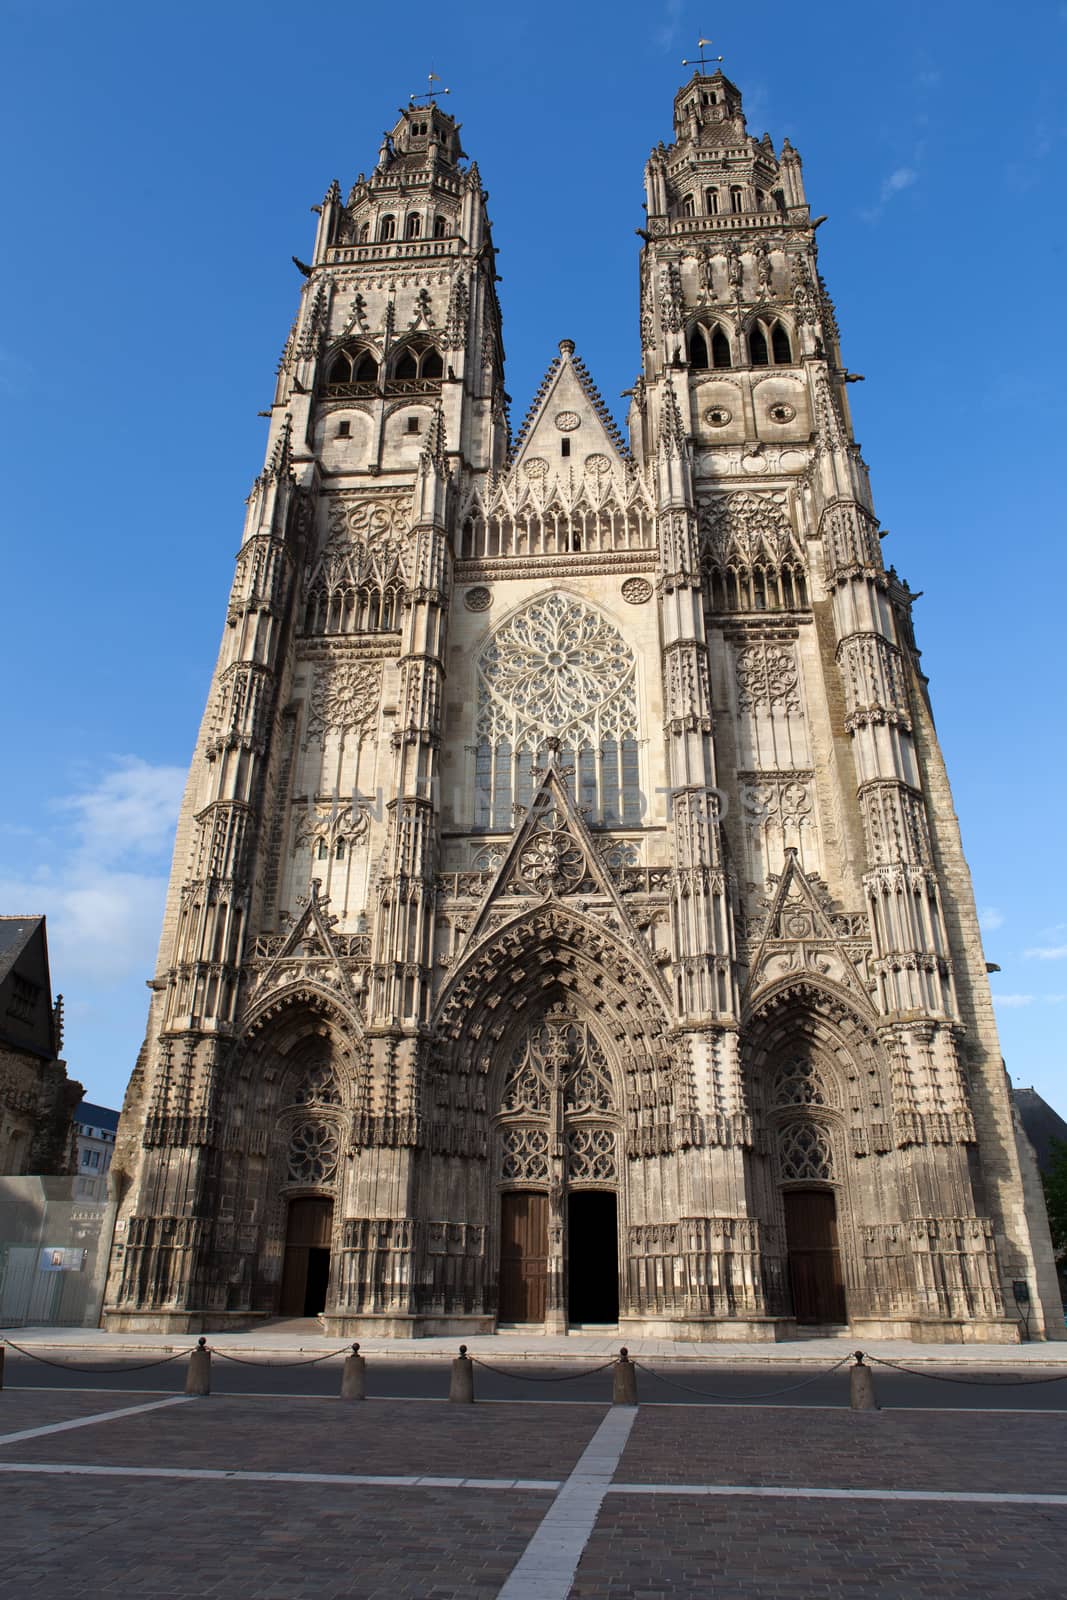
xmin=76 ymin=1102 xmax=120 ymax=1133
xmin=1014 ymin=1086 xmax=1067 ymax=1174
xmin=0 ymin=914 xmax=44 ymax=985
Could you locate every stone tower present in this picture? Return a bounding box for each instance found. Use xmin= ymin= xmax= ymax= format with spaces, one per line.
xmin=105 ymin=74 xmax=1062 ymax=1341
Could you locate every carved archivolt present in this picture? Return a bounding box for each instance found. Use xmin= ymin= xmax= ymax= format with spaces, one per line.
xmin=477 ymin=592 xmax=638 ymax=749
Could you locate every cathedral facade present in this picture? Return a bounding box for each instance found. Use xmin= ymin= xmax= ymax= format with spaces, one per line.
xmin=104 ymin=72 xmax=1062 ymax=1340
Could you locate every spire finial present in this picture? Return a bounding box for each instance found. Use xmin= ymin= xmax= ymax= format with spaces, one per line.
xmin=681 ymin=36 xmax=723 ymax=73
xmin=410 ymin=71 xmax=450 ymax=107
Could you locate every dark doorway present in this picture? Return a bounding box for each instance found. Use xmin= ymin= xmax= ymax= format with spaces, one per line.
xmin=499 ymin=1191 xmax=548 ymax=1322
xmin=280 ymin=1197 xmax=333 ymax=1316
xmin=567 ymin=1190 xmax=619 ymax=1325
xmin=783 ymin=1188 xmax=847 ymax=1324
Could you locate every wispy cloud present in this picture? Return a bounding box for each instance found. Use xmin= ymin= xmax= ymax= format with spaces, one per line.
xmin=860 ymin=164 xmax=920 ymax=224
xmin=978 ymin=906 xmax=1005 ymax=933
xmin=1024 ymin=944 xmax=1067 ymax=961
xmin=0 ymin=758 xmax=184 ymax=989
xmin=994 ymin=994 xmax=1035 ymax=1008
xmin=654 ymin=0 xmax=684 ymax=53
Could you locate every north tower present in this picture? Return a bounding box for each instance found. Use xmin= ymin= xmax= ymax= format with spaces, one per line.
xmin=104 ymin=75 xmax=1062 ymax=1342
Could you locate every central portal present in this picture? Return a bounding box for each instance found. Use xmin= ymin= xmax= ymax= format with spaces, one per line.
xmin=280 ymin=1197 xmax=334 ymax=1316
xmin=567 ymin=1190 xmax=619 ymax=1325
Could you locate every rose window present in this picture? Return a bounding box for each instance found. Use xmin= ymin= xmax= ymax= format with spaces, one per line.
xmin=287 ymin=1121 xmax=340 ymax=1184
xmin=475 ymin=594 xmax=640 ymax=829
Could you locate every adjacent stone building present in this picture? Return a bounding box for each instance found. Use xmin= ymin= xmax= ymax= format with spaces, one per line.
xmin=104 ymin=71 xmax=1064 ymax=1340
xmin=0 ymin=916 xmax=81 ymax=1176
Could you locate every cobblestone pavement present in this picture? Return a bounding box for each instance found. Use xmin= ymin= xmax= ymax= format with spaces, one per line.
xmin=1 ymin=1387 xmax=1065 ymax=1597
xmin=616 ymin=1404 xmax=1067 ymax=1494
xmin=572 ymin=1495 xmax=1067 ymax=1598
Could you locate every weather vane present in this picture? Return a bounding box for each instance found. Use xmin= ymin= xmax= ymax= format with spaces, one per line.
xmin=409 ymin=71 xmax=450 ymax=106
xmin=681 ymin=37 xmax=723 ymax=73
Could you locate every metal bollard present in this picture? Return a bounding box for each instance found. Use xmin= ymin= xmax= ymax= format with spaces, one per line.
xmin=613 ymin=1346 xmax=638 ymax=1406
xmin=185 ymin=1336 xmax=212 ymax=1396
xmin=0 ymin=1344 xmax=5 ymax=1391
xmin=449 ymin=1343 xmax=475 ymax=1403
xmin=849 ymin=1350 xmax=879 ymax=1411
xmin=341 ymin=1342 xmax=366 ymax=1401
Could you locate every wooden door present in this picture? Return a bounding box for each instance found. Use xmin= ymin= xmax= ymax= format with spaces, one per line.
xmin=784 ymin=1189 xmax=847 ymax=1324
xmin=499 ymin=1192 xmax=548 ymax=1322
xmin=280 ymin=1198 xmax=333 ymax=1316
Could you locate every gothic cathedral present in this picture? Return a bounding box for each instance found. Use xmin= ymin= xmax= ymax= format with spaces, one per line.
xmin=105 ymin=72 xmax=1062 ymax=1341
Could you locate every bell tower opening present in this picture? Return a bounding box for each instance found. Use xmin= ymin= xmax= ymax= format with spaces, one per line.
xmin=567 ymin=1191 xmax=619 ymax=1325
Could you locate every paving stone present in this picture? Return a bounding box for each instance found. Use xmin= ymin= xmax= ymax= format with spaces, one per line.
xmin=573 ymin=1496 xmax=1067 ymax=1598
xmin=0 ymin=1396 xmax=605 ymax=1480
xmin=617 ymin=1404 xmax=1067 ymax=1493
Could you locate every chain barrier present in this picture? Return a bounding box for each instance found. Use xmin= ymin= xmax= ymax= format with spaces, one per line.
xmin=470 ymin=1355 xmax=618 ymax=1383
xmin=2 ymin=1339 xmax=195 ymax=1375
xmin=863 ymin=1352 xmax=1067 ymax=1388
xmin=633 ymin=1353 xmax=853 ymax=1402
xmin=207 ymin=1345 xmax=355 ymax=1368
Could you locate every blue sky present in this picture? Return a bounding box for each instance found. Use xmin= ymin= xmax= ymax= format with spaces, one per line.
xmin=1 ymin=0 xmax=1065 ymax=1112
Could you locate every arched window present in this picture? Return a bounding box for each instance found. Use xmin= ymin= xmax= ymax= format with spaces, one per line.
xmin=379 ymin=214 xmax=396 ymax=241
xmin=324 ymin=345 xmax=379 ymax=392
xmin=688 ymin=326 xmax=709 ymax=369
xmin=705 ymin=187 xmax=719 ymax=215
xmin=474 ymin=593 xmax=641 ymax=830
xmin=405 ymin=213 xmax=421 ymax=239
xmin=749 ymin=324 xmax=769 ymax=366
xmin=681 ymin=194 xmax=695 ymax=218
xmin=730 ymin=186 xmax=744 ymax=213
xmin=389 ymin=342 xmax=444 ymax=386
xmin=433 ymin=214 xmax=447 ymax=239
xmin=358 ymin=222 xmax=369 ymax=243
xmin=771 ymin=321 xmax=793 ymax=364
xmin=711 ymin=326 xmax=731 ymax=368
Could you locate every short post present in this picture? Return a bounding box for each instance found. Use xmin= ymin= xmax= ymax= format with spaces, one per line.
xmin=185 ymin=1336 xmax=212 ymax=1396
xmin=0 ymin=1344 xmax=5 ymax=1391
xmin=341 ymin=1342 xmax=366 ymax=1401
xmin=613 ymin=1346 xmax=638 ymax=1406
xmin=849 ymin=1350 xmax=879 ymax=1411
xmin=448 ymin=1343 xmax=475 ymax=1403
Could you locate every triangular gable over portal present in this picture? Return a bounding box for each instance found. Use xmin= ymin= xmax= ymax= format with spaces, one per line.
xmin=453 ymin=746 xmax=667 ymax=995
xmin=743 ymin=849 xmax=872 ymax=1008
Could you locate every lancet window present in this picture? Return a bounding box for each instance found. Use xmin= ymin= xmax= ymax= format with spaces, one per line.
xmin=748 ymin=318 xmax=793 ymax=366
xmin=323 ymin=344 xmax=380 ymax=395
xmin=387 ymin=340 xmax=444 ymax=390
xmin=474 ymin=593 xmax=641 ymax=829
xmin=688 ymin=320 xmax=732 ymax=370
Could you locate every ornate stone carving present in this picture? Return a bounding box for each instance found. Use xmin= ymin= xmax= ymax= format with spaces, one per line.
xmin=778 ymin=1120 xmax=833 ymax=1181
xmin=734 ymin=642 xmax=800 ymax=712
xmin=567 ymin=1126 xmax=617 ymax=1181
xmin=621 ymin=576 xmax=653 ymax=605
xmin=554 ymin=411 xmax=580 ymax=431
xmin=306 ymin=662 xmax=382 ymax=742
xmin=464 ymin=586 xmax=491 ymax=612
